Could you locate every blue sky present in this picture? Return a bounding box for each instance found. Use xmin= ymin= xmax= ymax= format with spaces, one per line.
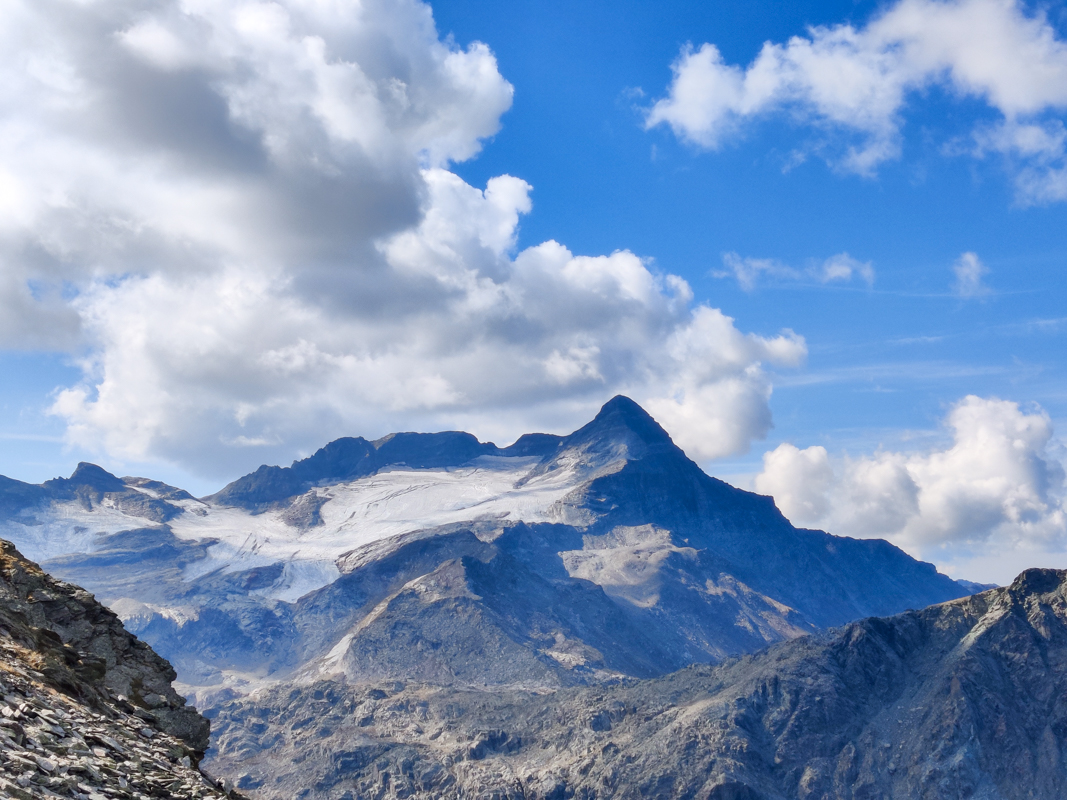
xmin=1 ymin=0 xmax=1066 ymax=582
xmin=434 ymin=0 xmax=1067 ymax=456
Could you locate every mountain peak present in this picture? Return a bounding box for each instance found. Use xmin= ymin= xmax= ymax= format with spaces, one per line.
xmin=70 ymin=461 xmax=126 ymax=486
xmin=591 ymin=395 xmax=669 ymax=441
xmin=566 ymin=395 xmax=675 ymax=453
xmin=44 ymin=462 xmax=127 ymax=494
xmin=523 ymin=396 xmax=680 ymax=480
xmin=1008 ymin=567 xmax=1066 ymax=598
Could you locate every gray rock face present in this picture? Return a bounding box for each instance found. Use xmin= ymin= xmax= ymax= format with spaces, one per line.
xmin=207 ymin=571 xmax=1067 ymax=800
xmin=0 ymin=463 xmax=184 ymax=524
xmin=0 ymin=538 xmax=209 ymax=754
xmin=280 ymin=397 xmax=963 ymax=691
xmin=0 ymin=537 xmax=241 ymax=799
xmin=0 ymin=396 xmax=969 ymax=704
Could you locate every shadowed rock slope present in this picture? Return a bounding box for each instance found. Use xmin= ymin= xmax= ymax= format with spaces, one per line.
xmin=0 ymin=538 xmax=240 ymax=799
xmin=207 ymin=570 xmax=1067 ymax=800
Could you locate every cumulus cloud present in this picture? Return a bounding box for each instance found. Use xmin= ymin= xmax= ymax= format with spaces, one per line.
xmin=0 ymin=0 xmax=805 ymax=477
xmin=646 ymin=0 xmax=1067 ymax=200
xmin=0 ymin=0 xmax=513 ymax=320
xmin=952 ymin=251 xmax=991 ymax=297
xmin=753 ymin=443 xmax=834 ymax=522
xmin=754 ymin=396 xmax=1067 ymax=582
xmin=53 ymin=168 xmax=805 ymax=473
xmin=717 ymin=252 xmax=874 ymax=290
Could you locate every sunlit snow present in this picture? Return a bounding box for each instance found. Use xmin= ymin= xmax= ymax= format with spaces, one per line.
xmin=1 ymin=456 xmax=580 ymax=602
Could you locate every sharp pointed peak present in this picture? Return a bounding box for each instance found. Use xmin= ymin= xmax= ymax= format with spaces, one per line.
xmin=67 ymin=462 xmax=126 ymax=489
xmin=598 ymin=394 xmax=644 ymax=414
xmin=534 ymin=396 xmax=680 ymax=476
xmin=578 ymin=395 xmax=673 ymax=447
xmin=594 ymin=395 xmax=654 ymax=421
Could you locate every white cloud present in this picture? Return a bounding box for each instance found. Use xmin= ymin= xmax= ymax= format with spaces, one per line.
xmin=717 ymin=254 xmax=800 ymax=290
xmin=52 ymin=169 xmax=805 ymax=473
xmin=818 ymin=253 xmax=875 ymax=285
xmin=753 ymin=443 xmax=834 ymax=522
xmin=974 ymin=119 xmax=1067 ymax=203
xmin=0 ymin=0 xmax=514 ymax=322
xmin=717 ymin=251 xmax=874 ymax=290
xmin=952 ymin=251 xmax=991 ymax=297
xmin=647 ymin=0 xmax=1067 ymax=199
xmin=755 ymin=396 xmax=1067 ymax=583
xmin=0 ymin=0 xmax=807 ymax=478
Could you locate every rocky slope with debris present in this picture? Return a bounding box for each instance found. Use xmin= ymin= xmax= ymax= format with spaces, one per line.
xmin=0 ymin=538 xmax=237 ymax=799
xmin=207 ymin=569 xmax=1067 ymax=800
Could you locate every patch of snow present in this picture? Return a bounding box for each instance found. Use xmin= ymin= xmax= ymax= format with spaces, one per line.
xmin=249 ymin=560 xmax=343 ymax=604
xmin=2 ymin=455 xmax=581 ymax=602
xmin=318 ymin=633 xmax=355 ymax=677
xmin=0 ymin=502 xmax=155 ymax=564
xmin=561 ymin=542 xmax=699 ymax=609
xmin=109 ymin=597 xmax=201 ymax=629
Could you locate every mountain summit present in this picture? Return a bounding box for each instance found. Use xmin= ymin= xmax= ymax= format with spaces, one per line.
xmin=565 ymin=394 xmax=676 ymax=455
xmin=0 ymin=396 xmax=967 ymax=701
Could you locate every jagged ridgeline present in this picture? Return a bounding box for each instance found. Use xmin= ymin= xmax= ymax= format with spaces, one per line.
xmin=0 ymin=539 xmax=240 ymax=799
xmin=0 ymin=396 xmax=1046 ymax=799
xmin=0 ymin=397 xmax=968 ymax=704
xmin=209 ymin=571 xmax=1067 ymax=799
xmin=0 ymin=397 xmax=969 ymax=704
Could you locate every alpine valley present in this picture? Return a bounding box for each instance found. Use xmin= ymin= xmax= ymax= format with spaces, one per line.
xmin=2 ymin=396 xmax=1032 ymax=799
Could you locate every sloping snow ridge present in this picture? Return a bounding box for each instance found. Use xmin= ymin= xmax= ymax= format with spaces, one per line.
xmin=0 ymin=502 xmax=153 ymax=564
xmin=4 ymin=455 xmax=580 ymax=603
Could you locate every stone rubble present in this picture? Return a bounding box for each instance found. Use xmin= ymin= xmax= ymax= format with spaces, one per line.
xmin=0 ymin=537 xmax=247 ymax=800
xmin=0 ymin=634 xmax=238 ymax=800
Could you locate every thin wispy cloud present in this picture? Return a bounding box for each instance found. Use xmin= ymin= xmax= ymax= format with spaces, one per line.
xmin=0 ymin=433 xmax=63 ymax=443
xmin=716 ymin=252 xmax=874 ymax=290
xmin=771 ymin=361 xmax=1009 ymax=388
xmin=952 ymin=251 xmax=992 ymax=298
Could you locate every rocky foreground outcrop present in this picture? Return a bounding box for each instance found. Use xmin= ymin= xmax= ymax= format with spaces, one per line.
xmin=0 ymin=539 xmax=239 ymax=799
xmin=207 ymin=568 xmax=1067 ymax=800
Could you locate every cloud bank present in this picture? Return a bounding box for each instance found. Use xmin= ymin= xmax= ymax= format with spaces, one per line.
xmin=647 ymin=0 xmax=1067 ymax=202
xmin=754 ymin=396 xmax=1067 ymax=582
xmin=0 ymin=0 xmax=804 ymax=477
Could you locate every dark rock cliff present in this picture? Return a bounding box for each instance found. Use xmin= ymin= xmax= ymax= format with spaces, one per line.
xmin=0 ymin=539 xmax=208 ymax=753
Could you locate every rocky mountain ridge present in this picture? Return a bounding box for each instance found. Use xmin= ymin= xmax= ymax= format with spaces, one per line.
xmin=209 ymin=430 xmax=563 ymax=513
xmin=207 ymin=569 xmax=1067 ymax=799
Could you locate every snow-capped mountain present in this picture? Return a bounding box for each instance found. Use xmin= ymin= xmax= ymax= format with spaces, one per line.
xmin=0 ymin=397 xmax=967 ymax=700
